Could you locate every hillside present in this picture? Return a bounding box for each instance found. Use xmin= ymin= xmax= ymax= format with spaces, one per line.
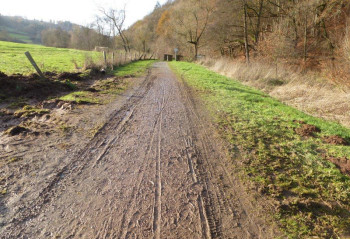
xmin=0 ymin=15 xmax=76 ymax=44
xmin=125 ymin=0 xmax=350 ymax=78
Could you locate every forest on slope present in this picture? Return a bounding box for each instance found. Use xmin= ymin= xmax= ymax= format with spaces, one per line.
xmin=124 ymin=0 xmax=350 ymax=84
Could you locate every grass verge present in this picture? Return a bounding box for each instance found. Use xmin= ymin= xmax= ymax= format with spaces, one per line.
xmin=198 ymin=58 xmax=350 ymax=128
xmin=169 ymin=61 xmax=350 ymax=238
xmin=112 ymin=60 xmax=156 ymax=77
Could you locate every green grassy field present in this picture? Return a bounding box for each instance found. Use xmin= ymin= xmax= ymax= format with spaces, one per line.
xmin=0 ymin=41 xmax=102 ymax=74
xmin=170 ymin=61 xmax=350 ymax=238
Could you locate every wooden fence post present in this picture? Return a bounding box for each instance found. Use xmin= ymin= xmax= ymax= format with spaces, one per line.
xmin=103 ymin=51 xmax=107 ymax=67
xmin=111 ymin=52 xmax=115 ymax=70
xmin=24 ymin=51 xmax=46 ymax=79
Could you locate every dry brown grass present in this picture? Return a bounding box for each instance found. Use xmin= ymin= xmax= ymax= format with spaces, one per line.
xmin=198 ymin=57 xmax=350 ymax=128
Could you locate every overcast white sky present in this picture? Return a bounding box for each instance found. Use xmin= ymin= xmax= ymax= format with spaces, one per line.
xmin=1 ymin=0 xmax=168 ymax=27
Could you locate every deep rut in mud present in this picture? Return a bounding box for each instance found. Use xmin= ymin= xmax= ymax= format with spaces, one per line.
xmin=1 ymin=62 xmax=273 ymax=238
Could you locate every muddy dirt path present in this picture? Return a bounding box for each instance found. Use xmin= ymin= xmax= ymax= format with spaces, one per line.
xmin=1 ymin=62 xmax=273 ymax=238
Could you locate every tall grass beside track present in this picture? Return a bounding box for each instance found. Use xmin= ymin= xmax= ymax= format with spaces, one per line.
xmin=170 ymin=61 xmax=350 ymax=238
xmin=0 ymin=41 xmax=102 ymax=74
xmin=198 ymin=58 xmax=350 ymax=128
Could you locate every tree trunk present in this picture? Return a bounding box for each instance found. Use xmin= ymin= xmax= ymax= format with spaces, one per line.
xmin=243 ymin=0 xmax=250 ymax=64
xmin=292 ymin=17 xmax=299 ymax=49
xmin=255 ymin=0 xmax=264 ymax=45
xmin=303 ymin=9 xmax=308 ymax=62
xmin=194 ymin=43 xmax=198 ymax=60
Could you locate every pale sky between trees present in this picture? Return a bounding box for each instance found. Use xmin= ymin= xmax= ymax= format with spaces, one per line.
xmin=1 ymin=0 xmax=168 ymax=27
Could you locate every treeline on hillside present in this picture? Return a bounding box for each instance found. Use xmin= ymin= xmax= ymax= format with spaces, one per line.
xmin=122 ymin=0 xmax=350 ymax=79
xmin=40 ymin=26 xmax=111 ymax=50
xmin=0 ymin=15 xmax=75 ymax=44
xmin=0 ymin=14 xmax=112 ymax=51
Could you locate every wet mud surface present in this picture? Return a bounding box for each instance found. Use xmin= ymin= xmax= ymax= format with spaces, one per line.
xmin=0 ymin=63 xmax=274 ymax=238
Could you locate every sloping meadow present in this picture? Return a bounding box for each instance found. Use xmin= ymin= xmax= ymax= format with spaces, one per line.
xmin=170 ymin=61 xmax=350 ymax=238
xmin=0 ymin=41 xmax=102 ymax=75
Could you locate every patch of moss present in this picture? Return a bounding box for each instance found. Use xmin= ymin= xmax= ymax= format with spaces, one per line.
xmin=59 ymin=91 xmax=99 ymax=104
xmin=64 ymin=80 xmax=78 ymax=90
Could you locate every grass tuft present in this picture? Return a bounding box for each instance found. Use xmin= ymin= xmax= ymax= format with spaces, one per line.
xmin=59 ymin=91 xmax=99 ymax=104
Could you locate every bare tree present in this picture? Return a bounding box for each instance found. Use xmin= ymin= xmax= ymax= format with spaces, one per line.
xmin=100 ymin=7 xmax=131 ymax=52
xmin=248 ymin=0 xmax=264 ymax=45
xmin=173 ymin=0 xmax=215 ymax=59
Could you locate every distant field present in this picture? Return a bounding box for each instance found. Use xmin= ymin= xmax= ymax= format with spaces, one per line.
xmin=0 ymin=26 xmax=33 ymax=44
xmin=8 ymin=32 xmax=32 ymax=44
xmin=0 ymin=41 xmax=102 ymax=75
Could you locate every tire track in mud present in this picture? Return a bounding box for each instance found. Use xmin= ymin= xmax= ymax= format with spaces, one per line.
xmin=119 ymin=85 xmax=169 ymax=239
xmin=91 ymin=107 xmax=135 ymax=169
xmin=176 ymin=76 xmax=225 ymax=239
xmin=184 ymin=137 xmax=212 ymax=239
xmin=177 ymin=69 xmax=265 ymax=238
xmin=114 ymin=97 xmax=158 ymax=239
xmin=1 ymin=72 xmax=156 ymax=237
xmin=152 ymin=86 xmax=168 ymax=239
